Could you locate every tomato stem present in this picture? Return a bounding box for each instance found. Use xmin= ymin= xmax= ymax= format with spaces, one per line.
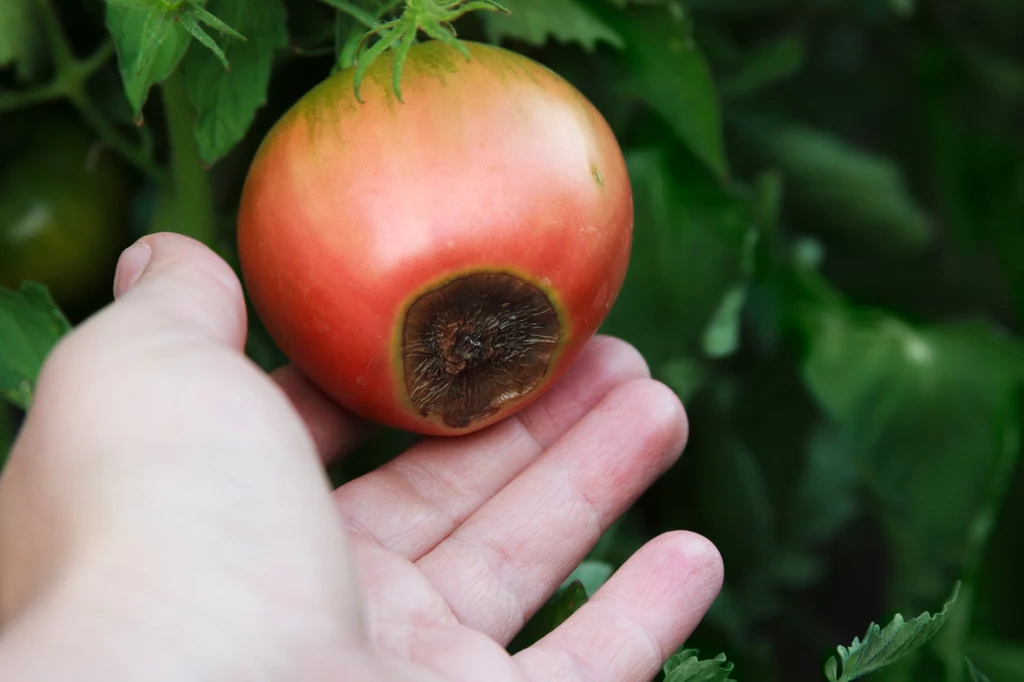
xmin=34 ymin=0 xmax=76 ymax=72
xmin=0 ymin=84 xmax=63 ymax=113
xmin=67 ymin=86 xmax=166 ymax=185
xmin=158 ymin=72 xmax=217 ymax=245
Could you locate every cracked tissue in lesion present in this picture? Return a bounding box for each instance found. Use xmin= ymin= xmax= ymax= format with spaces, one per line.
xmin=402 ymin=272 xmax=561 ymax=428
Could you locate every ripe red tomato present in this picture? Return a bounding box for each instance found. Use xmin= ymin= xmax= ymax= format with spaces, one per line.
xmin=238 ymin=40 xmax=632 ymax=435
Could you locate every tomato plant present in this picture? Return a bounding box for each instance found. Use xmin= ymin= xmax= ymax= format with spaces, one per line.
xmin=0 ymin=111 xmax=131 ymax=312
xmin=3 ymin=0 xmax=1024 ymax=679
xmin=238 ymin=40 xmax=632 ymax=435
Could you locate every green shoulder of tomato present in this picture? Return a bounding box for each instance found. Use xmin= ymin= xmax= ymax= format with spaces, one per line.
xmin=0 ymin=107 xmax=133 ymax=316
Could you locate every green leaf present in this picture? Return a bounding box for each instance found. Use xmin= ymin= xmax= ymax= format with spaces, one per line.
xmin=798 ymin=284 xmax=1024 ymax=607
xmin=720 ymin=35 xmax=804 ymax=98
xmin=791 ymin=235 xmax=824 ymax=271
xmin=601 ymin=149 xmax=753 ymax=363
xmin=180 ymin=0 xmax=288 ymax=164
xmin=539 ymin=579 xmax=588 ymax=628
xmin=106 ymin=2 xmax=192 ymax=119
xmin=0 ymin=0 xmax=44 ymax=81
xmin=590 ymin=1 xmax=727 ymax=179
xmin=178 ymin=13 xmax=231 ymax=71
xmin=629 ymin=7 xmax=726 ymax=180
xmin=482 ymin=0 xmax=623 ymax=51
xmin=187 ymin=2 xmax=246 ymax=41
xmin=507 ymin=579 xmax=588 ymax=653
xmin=699 ymin=434 xmax=775 ymax=570
xmin=702 ymin=187 xmax=758 ymax=358
xmin=824 ymin=582 xmax=961 ymax=682
xmin=800 ymin=295 xmax=1024 ymax=438
xmin=787 ymin=426 xmax=859 ymax=547
xmin=760 ymin=425 xmax=861 ymax=593
xmin=967 ymin=638 xmax=1024 ymax=681
xmin=562 ymin=559 xmax=613 ymax=595
xmin=966 ymin=657 xmax=993 ymax=682
xmin=702 ymin=283 xmax=746 ymax=358
xmin=0 ymin=283 xmax=71 ymax=410
xmin=662 ymin=648 xmax=736 ymax=681
xmin=0 ymin=403 xmax=15 ymax=473
xmin=740 ymin=123 xmax=932 ymax=254
xmin=800 ymin=304 xmax=941 ymax=423
xmin=660 ymin=357 xmax=707 ymax=402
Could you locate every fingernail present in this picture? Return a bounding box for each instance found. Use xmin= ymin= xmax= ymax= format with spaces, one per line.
xmin=113 ymin=239 xmax=153 ymax=299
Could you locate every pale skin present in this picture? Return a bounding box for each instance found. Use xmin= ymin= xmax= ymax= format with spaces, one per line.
xmin=0 ymin=233 xmax=723 ymax=682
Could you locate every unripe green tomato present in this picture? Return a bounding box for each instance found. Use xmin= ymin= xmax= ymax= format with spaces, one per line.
xmin=0 ymin=112 xmax=131 ymax=311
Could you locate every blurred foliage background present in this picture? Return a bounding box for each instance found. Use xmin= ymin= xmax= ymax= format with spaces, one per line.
xmin=1 ymin=0 xmax=1023 ymax=680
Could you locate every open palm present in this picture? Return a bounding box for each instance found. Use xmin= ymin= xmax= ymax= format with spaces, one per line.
xmin=279 ymin=331 xmax=723 ymax=681
xmin=0 ymin=234 xmax=722 ymax=682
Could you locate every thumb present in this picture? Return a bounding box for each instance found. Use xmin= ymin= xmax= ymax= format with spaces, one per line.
xmin=0 ymin=233 xmax=366 ymax=675
xmin=10 ymin=232 xmax=337 ymax=571
xmin=108 ymin=232 xmax=247 ymax=350
xmin=0 ymin=232 xmax=288 ymax=618
xmin=24 ymin=232 xmax=254 ymax=434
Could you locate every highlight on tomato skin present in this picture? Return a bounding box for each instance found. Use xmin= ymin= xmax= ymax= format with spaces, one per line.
xmin=237 ymin=39 xmax=633 ymax=436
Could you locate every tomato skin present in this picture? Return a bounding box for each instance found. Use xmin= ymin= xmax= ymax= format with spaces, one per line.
xmin=238 ymin=41 xmax=632 ymax=435
xmin=0 ymin=113 xmax=131 ymax=312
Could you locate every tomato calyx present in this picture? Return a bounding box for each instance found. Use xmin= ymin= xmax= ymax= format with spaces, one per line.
xmin=347 ymin=0 xmax=511 ymax=102
xmin=402 ymin=272 xmax=561 ymax=429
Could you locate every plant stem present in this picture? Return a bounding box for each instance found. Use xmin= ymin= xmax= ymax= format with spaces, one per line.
xmin=0 ymin=85 xmax=63 ymax=113
xmin=159 ymin=72 xmax=216 ymax=245
xmin=76 ymin=40 xmax=117 ymax=77
xmin=35 ymin=0 xmax=75 ymax=71
xmin=66 ymin=83 xmax=166 ymax=182
xmin=935 ymin=444 xmax=1020 ymax=682
xmin=20 ymin=0 xmax=165 ymax=182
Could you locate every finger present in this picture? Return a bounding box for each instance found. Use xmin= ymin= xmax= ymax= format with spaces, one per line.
xmin=270 ymin=365 xmax=373 ymax=463
xmin=1 ymin=233 xmax=248 ymax=614
xmin=119 ymin=235 xmax=369 ymax=465
xmin=415 ymin=379 xmax=688 ymax=644
xmin=9 ymin=233 xmax=358 ymax=627
xmin=333 ymin=336 xmax=650 ymax=557
xmin=514 ymin=532 xmax=723 ymax=682
xmin=22 ymin=231 xmax=321 ymax=510
xmin=109 ymin=233 xmax=247 ymax=348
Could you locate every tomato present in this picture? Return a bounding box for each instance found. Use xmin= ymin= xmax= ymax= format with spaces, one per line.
xmin=238 ymin=40 xmax=632 ymax=435
xmin=0 ymin=111 xmax=131 ymax=313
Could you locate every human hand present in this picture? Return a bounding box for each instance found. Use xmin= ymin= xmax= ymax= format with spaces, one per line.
xmin=0 ymin=233 xmax=723 ymax=681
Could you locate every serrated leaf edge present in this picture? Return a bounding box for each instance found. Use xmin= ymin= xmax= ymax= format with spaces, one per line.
xmin=825 ymin=582 xmax=961 ymax=682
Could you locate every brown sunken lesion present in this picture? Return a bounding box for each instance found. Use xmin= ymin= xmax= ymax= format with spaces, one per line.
xmin=402 ymin=272 xmax=561 ymax=429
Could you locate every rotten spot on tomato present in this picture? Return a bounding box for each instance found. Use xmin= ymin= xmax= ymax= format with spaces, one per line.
xmin=402 ymin=272 xmax=561 ymax=428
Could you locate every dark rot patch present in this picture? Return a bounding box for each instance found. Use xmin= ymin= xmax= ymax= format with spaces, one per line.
xmin=402 ymin=272 xmax=561 ymax=428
